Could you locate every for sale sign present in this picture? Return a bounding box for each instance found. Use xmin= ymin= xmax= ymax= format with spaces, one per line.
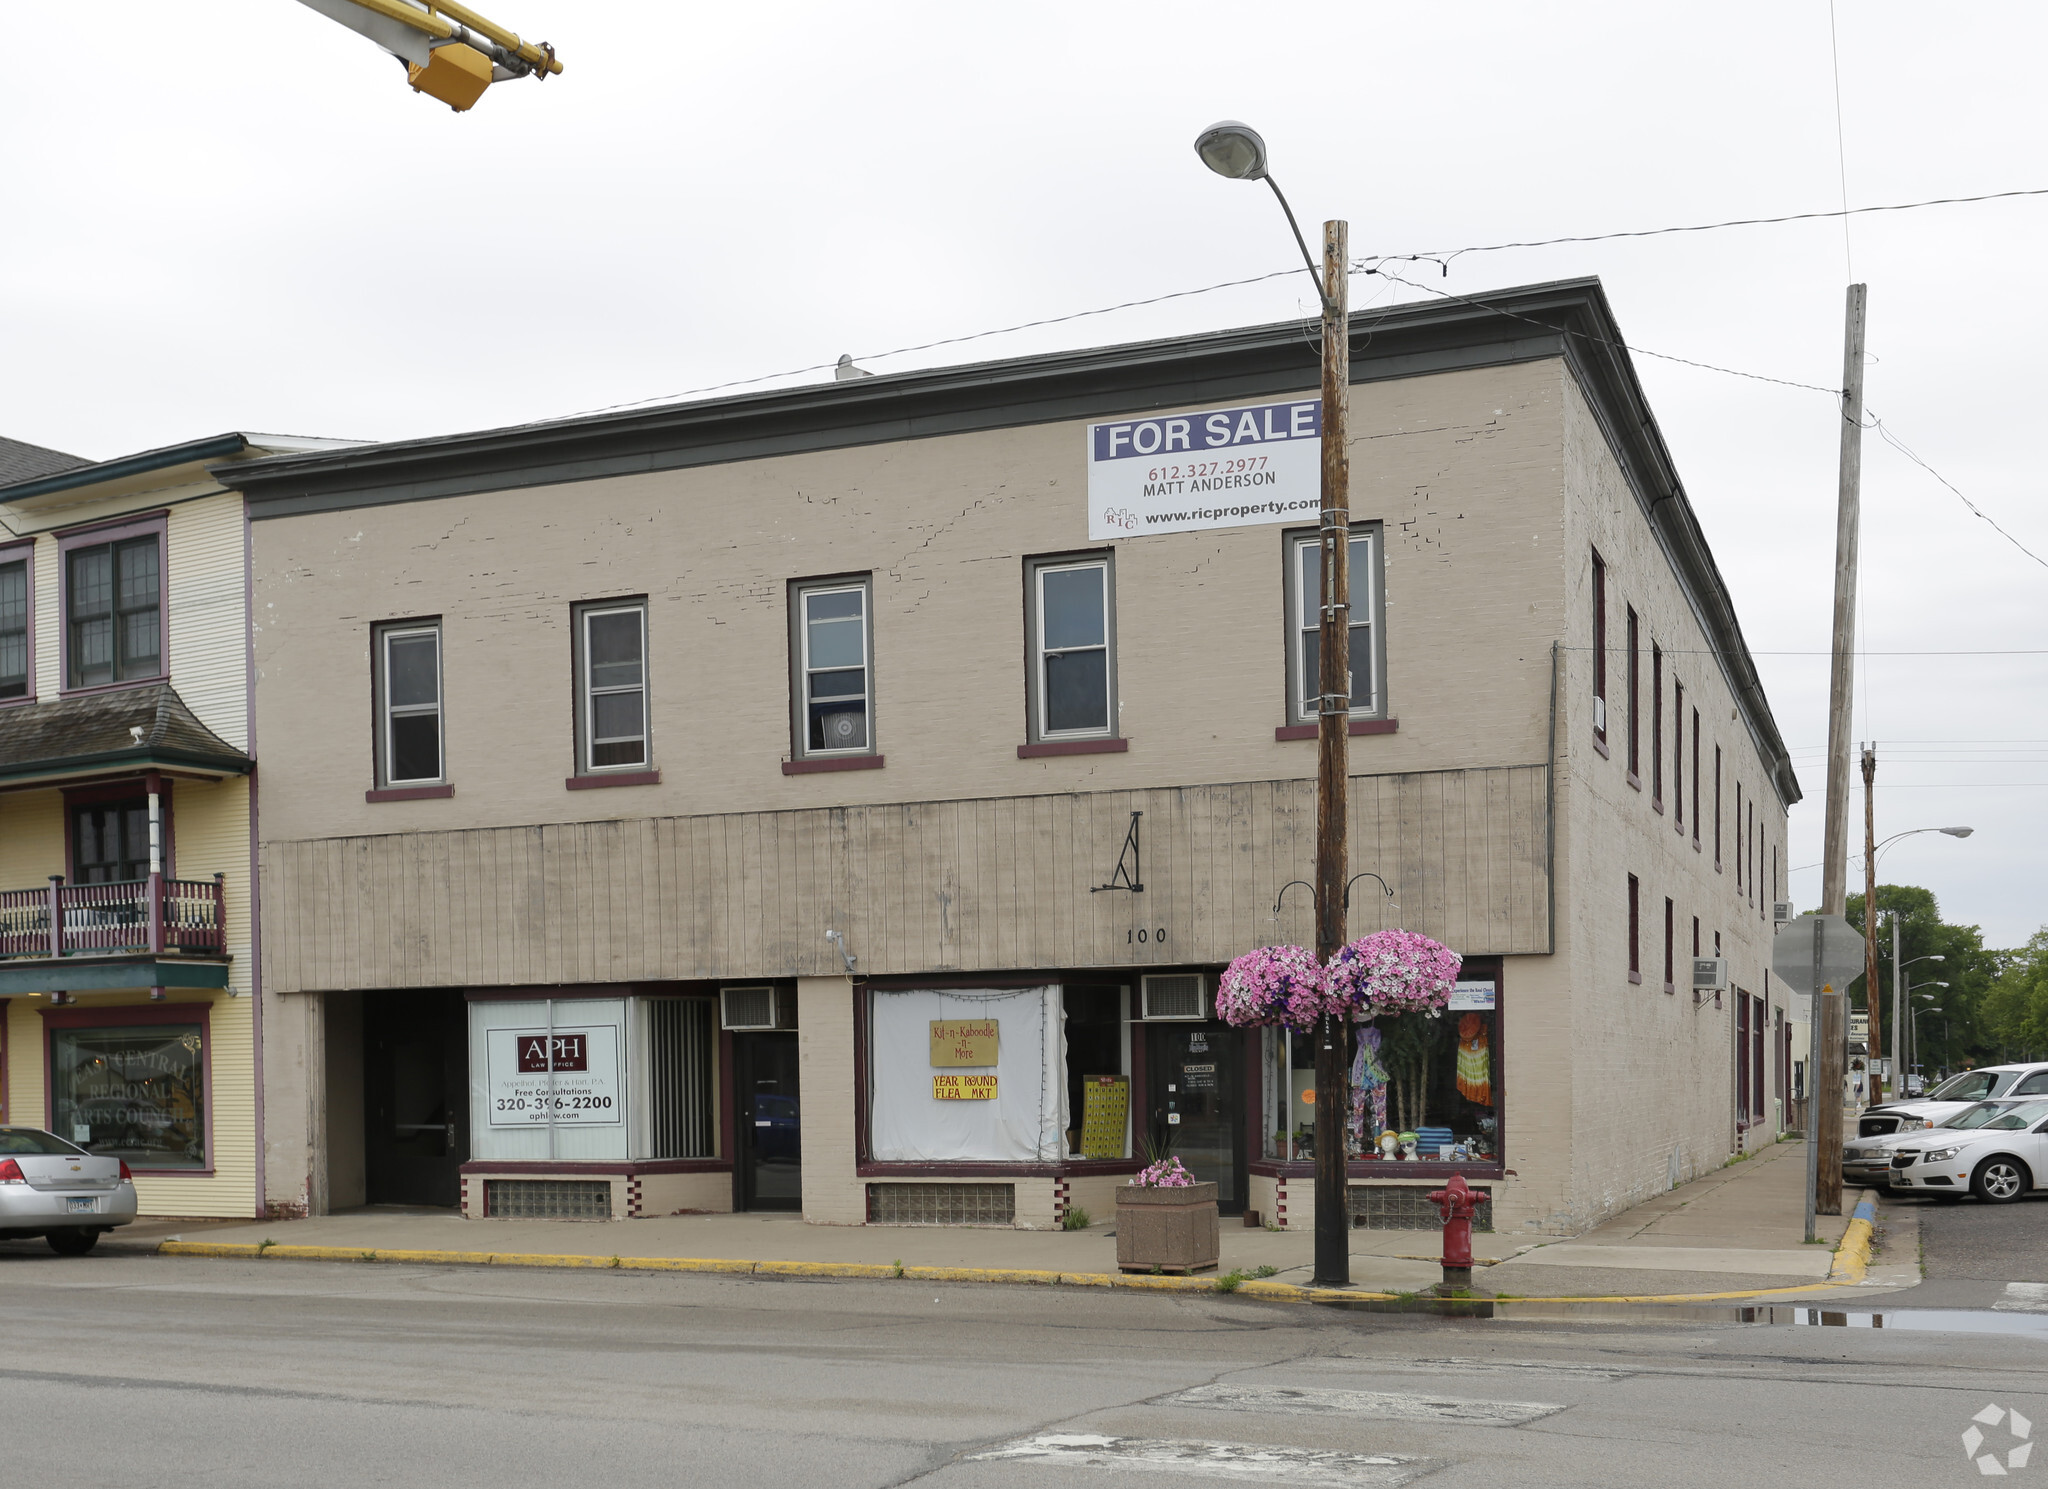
xmin=1087 ymin=398 xmax=1322 ymax=540
xmin=485 ymin=1022 xmax=622 ymax=1128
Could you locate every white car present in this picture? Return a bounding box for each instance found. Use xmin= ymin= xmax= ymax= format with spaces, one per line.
xmin=1857 ymin=1064 xmax=2048 ymax=1138
xmin=1844 ymin=1099 xmax=2036 ymax=1188
xmin=0 ymin=1126 xmax=139 ymax=1255
xmin=1887 ymin=1099 xmax=2048 ymax=1204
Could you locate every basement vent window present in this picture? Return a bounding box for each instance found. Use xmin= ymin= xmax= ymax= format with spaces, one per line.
xmin=867 ymin=1182 xmax=1016 ymax=1226
xmin=1348 ymin=1183 xmax=1492 ymax=1232
xmin=485 ymin=1179 xmax=613 ymax=1220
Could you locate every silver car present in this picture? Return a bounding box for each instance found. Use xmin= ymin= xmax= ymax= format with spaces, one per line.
xmin=0 ymin=1127 xmax=139 ymax=1255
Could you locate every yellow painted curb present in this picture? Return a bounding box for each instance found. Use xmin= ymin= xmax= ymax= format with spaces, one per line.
xmin=1108 ymin=1273 xmax=1217 ymax=1293
xmin=488 ymin=1252 xmax=619 ymax=1268
xmin=756 ymin=1260 xmax=899 ymax=1279
xmin=617 ymin=1257 xmax=758 ymax=1275
xmin=1056 ymin=1271 xmax=1117 ymax=1288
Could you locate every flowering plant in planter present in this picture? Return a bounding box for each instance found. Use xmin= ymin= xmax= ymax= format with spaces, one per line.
xmin=1131 ymin=1155 xmax=1196 ymax=1188
xmin=1325 ymin=929 xmax=1461 ymax=1020
xmin=1217 ymin=944 xmax=1326 ymax=1028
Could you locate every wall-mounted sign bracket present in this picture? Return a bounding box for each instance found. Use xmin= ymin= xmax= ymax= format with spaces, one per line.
xmin=1091 ymin=811 xmax=1145 ymax=893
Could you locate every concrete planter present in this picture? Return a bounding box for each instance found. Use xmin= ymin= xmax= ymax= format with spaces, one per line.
xmin=1115 ymin=1182 xmax=1220 ymax=1274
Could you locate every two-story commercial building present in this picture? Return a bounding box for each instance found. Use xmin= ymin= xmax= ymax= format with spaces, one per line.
xmin=0 ymin=431 xmax=348 ymax=1219
xmin=219 ymin=278 xmax=1800 ymax=1238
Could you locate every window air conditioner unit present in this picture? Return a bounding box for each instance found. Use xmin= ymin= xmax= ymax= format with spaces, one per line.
xmin=1773 ymin=900 xmax=1796 ymax=924
xmin=720 ymin=985 xmax=788 ymax=1031
xmin=1141 ymin=974 xmax=1208 ymax=1021
xmin=1592 ymin=696 xmax=1606 ymax=732
xmin=1692 ymin=957 xmax=1728 ymax=993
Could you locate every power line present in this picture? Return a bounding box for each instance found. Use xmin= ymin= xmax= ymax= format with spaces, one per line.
xmin=1357 ymin=186 xmax=2048 ymax=273
xmin=1864 ymin=414 xmax=2048 ymax=572
xmin=1826 ymin=0 xmax=1855 ymax=280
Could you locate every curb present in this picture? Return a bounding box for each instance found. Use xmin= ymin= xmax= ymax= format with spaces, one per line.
xmin=153 ymin=1235 xmax=1890 ymax=1306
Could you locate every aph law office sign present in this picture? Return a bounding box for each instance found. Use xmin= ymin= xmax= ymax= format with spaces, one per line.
xmin=484 ymin=1022 xmax=623 ymax=1128
xmin=1087 ymin=398 xmax=1321 ymax=540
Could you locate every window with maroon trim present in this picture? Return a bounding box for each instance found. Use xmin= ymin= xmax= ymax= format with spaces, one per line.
xmin=1735 ymin=780 xmax=1744 ymax=891
xmin=1590 ymin=550 xmax=1607 ymax=743
xmin=1691 ymin=708 xmax=1701 ymax=847
xmin=50 ymin=1019 xmax=207 ymax=1170
xmin=0 ymin=551 xmax=29 ymax=699
xmin=1625 ymin=607 xmax=1640 ymax=782
xmin=1714 ymin=745 xmax=1724 ymax=869
xmin=1673 ymin=680 xmax=1685 ymax=830
xmin=1627 ymin=874 xmax=1641 ymax=983
xmin=1664 ymin=897 xmax=1675 ymax=992
xmin=373 ymin=619 xmax=445 ymax=787
xmin=66 ymin=534 xmax=161 ymax=689
xmin=1650 ymin=645 xmax=1663 ymax=807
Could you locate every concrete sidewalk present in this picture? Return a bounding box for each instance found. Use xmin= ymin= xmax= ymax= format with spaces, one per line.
xmin=124 ymin=1133 xmax=1902 ymax=1302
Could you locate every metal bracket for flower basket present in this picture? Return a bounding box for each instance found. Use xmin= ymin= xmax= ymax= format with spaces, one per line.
xmin=1091 ymin=811 xmax=1145 ymax=894
xmin=1343 ymin=872 xmax=1394 ymax=911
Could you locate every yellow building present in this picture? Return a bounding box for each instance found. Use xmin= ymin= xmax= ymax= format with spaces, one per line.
xmin=0 ymin=432 xmax=347 ymax=1218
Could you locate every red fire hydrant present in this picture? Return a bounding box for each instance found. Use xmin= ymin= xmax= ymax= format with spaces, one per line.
xmin=1426 ymin=1174 xmax=1481 ymax=1294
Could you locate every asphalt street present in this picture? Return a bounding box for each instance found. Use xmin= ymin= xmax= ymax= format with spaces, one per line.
xmin=4 ymin=1247 xmax=2046 ymax=1488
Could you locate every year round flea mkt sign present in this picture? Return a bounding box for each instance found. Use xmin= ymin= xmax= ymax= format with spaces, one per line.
xmin=1087 ymin=398 xmax=1321 ymax=540
xmin=485 ymin=1024 xmax=623 ymax=1127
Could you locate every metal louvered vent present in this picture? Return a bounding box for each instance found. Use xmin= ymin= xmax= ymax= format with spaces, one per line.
xmin=1141 ymin=974 xmax=1206 ymax=1021
xmin=721 ymin=985 xmax=779 ymax=1031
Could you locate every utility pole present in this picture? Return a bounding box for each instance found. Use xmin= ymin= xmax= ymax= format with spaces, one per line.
xmin=1815 ymin=282 xmax=1868 ymax=1215
xmin=1312 ymin=218 xmax=1353 ymax=1289
xmin=1862 ymin=744 xmax=1882 ymax=1102
xmin=1890 ymin=912 xmax=1903 ymax=1098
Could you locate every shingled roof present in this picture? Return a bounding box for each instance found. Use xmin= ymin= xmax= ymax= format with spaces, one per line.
xmin=0 ymin=435 xmax=88 ymax=488
xmin=0 ymin=683 xmax=252 ymax=786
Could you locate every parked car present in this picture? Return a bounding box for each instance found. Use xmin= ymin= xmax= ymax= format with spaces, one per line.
xmin=1888 ymin=1099 xmax=2048 ymax=1204
xmin=1857 ymin=1064 xmax=2048 ymax=1138
xmin=0 ymin=1126 xmax=139 ymax=1254
xmin=1844 ymin=1099 xmax=2037 ymax=1188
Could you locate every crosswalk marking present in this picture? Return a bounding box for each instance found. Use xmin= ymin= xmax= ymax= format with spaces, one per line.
xmin=1391 ymin=1356 xmax=1631 ymax=1380
xmin=1162 ymin=1383 xmax=1565 ymax=1426
xmin=967 ymin=1434 xmax=1430 ymax=1486
xmin=1993 ymin=1282 xmax=2048 ymax=1313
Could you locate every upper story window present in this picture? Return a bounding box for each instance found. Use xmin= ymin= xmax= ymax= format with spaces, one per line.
xmin=0 ymin=554 xmax=28 ymax=699
xmin=1027 ymin=555 xmax=1115 ymax=740
xmin=1590 ymin=549 xmax=1608 ymax=745
xmin=375 ymin=621 xmax=443 ymax=786
xmin=66 ymin=535 xmax=160 ymax=689
xmin=576 ymin=600 xmax=649 ymax=772
xmin=1286 ymin=527 xmax=1383 ymax=723
xmin=1625 ymin=606 xmax=1640 ymax=783
xmin=790 ymin=578 xmax=872 ymax=757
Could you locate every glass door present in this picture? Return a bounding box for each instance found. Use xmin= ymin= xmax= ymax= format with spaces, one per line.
xmin=364 ymin=990 xmax=467 ymax=1208
xmin=737 ymin=1032 xmax=801 ymax=1211
xmin=1146 ymin=1024 xmax=1245 ymax=1215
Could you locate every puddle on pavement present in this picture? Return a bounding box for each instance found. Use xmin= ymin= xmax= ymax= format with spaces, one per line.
xmin=1316 ymin=1297 xmax=2048 ymax=1337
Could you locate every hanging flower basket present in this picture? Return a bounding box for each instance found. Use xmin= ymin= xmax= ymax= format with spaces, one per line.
xmin=1325 ymin=929 xmax=1461 ymax=1021
xmin=1217 ymin=944 xmax=1326 ymax=1029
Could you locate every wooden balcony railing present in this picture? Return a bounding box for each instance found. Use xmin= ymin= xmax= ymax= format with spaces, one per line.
xmin=0 ymin=874 xmax=226 ymax=959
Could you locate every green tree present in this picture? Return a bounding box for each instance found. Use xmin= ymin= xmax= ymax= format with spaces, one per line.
xmin=1845 ymin=885 xmax=2001 ymax=1083
xmin=1982 ymin=930 xmax=2048 ymax=1058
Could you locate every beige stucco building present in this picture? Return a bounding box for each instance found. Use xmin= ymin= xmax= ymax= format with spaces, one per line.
xmin=222 ymin=280 xmax=1801 ymax=1239
xmin=0 ymin=432 xmax=346 ymax=1222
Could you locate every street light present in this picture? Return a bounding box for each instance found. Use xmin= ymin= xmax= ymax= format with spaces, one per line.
xmin=1869 ymin=825 xmax=1973 ymax=1102
xmin=1909 ymin=981 xmax=1950 ymax=1088
xmin=1197 ymin=120 xmax=1353 ymax=1287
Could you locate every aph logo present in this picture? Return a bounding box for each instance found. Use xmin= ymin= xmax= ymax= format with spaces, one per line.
xmin=1964 ymin=1404 xmax=2033 ymax=1476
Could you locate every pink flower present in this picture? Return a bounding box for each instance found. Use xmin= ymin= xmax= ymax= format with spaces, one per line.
xmin=1218 ymin=944 xmax=1325 ymax=1029
xmin=1325 ymin=930 xmax=1461 ymax=1020
xmin=1131 ymin=1156 xmax=1196 ymax=1188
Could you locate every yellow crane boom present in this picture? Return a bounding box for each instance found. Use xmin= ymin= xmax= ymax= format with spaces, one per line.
xmin=297 ymin=0 xmax=562 ymax=111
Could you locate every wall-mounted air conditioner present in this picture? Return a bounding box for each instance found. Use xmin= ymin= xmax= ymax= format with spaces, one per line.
xmin=1773 ymin=900 xmax=1796 ymax=924
xmin=1140 ymin=973 xmax=1208 ymax=1021
xmin=720 ymin=985 xmax=790 ymax=1031
xmin=1692 ymin=957 xmax=1728 ymax=993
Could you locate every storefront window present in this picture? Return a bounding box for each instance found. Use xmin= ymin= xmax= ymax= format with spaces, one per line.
xmin=1062 ymin=984 xmax=1130 ymax=1159
xmin=1262 ymin=974 xmax=1499 ymax=1165
xmin=50 ymin=1024 xmax=206 ymax=1169
xmin=468 ymin=999 xmax=630 ymax=1163
xmin=867 ymin=987 xmax=1065 ymax=1162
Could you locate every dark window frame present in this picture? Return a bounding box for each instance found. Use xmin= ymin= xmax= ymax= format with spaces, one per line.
xmin=1282 ymin=522 xmax=1388 ymax=726
xmin=1625 ymin=606 xmax=1640 ymax=786
xmin=372 ymin=617 xmax=445 ymax=790
xmin=1691 ymin=708 xmax=1702 ymax=849
xmin=571 ymin=596 xmax=652 ymax=776
xmin=42 ymin=1001 xmax=213 ymax=1177
xmin=0 ymin=538 xmax=32 ymax=704
xmin=1663 ymin=897 xmax=1675 ymax=994
xmin=1627 ymin=873 xmax=1642 ymax=984
xmin=1650 ymin=644 xmax=1663 ymax=810
xmin=1673 ymin=680 xmax=1685 ymax=832
xmin=1590 ymin=550 xmax=1608 ymax=752
xmin=57 ymin=514 xmax=167 ymax=697
xmin=1024 ymin=550 xmax=1118 ymax=745
xmin=1714 ymin=745 xmax=1724 ymax=871
xmin=787 ymin=573 xmax=878 ymax=762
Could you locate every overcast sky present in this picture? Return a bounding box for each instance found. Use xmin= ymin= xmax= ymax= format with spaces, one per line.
xmin=4 ymin=2 xmax=2042 ymax=948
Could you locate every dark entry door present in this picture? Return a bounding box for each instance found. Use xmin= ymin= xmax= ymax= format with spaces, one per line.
xmin=365 ymin=991 xmax=467 ymax=1208
xmin=735 ymin=1032 xmax=801 ymax=1211
xmin=1147 ymin=1024 xmax=1246 ymax=1215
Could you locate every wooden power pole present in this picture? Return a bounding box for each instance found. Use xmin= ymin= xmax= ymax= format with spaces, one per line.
xmin=1312 ymin=218 xmax=1353 ymax=1288
xmin=1815 ymin=282 xmax=1868 ymax=1215
xmin=1862 ymin=744 xmax=1882 ymax=1103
